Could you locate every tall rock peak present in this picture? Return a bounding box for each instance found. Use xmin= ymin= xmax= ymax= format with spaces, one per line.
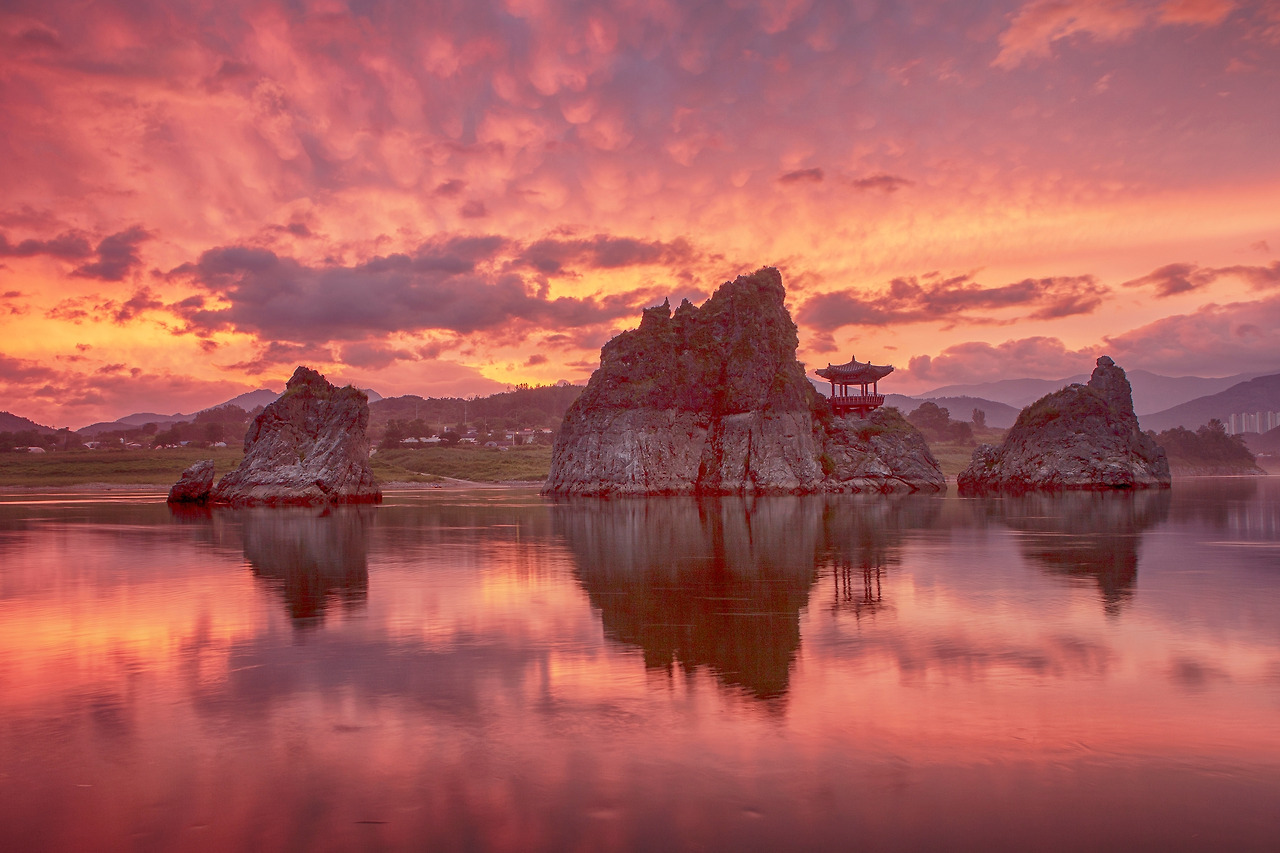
xmin=1086 ymin=355 xmax=1138 ymax=429
xmin=544 ymin=267 xmax=944 ymax=496
xmin=197 ymin=365 xmax=382 ymax=506
xmin=958 ymin=357 xmax=1169 ymax=493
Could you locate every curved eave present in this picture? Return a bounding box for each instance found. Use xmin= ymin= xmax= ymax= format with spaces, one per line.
xmin=815 ymin=363 xmax=894 ymax=383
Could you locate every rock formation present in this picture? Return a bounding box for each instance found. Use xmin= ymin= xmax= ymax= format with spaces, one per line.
xmin=957 ymin=356 xmax=1171 ymax=493
xmin=190 ymin=366 xmax=381 ymax=506
xmin=543 ymin=267 xmax=945 ymax=496
xmin=167 ymin=459 xmax=215 ymax=503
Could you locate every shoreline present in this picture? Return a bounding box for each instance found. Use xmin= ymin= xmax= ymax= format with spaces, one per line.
xmin=1 ymin=472 xmax=1271 ymax=498
xmin=0 ymin=478 xmax=545 ymax=495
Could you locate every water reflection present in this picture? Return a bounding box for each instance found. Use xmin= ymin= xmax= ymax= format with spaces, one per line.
xmin=972 ymin=490 xmax=1172 ymax=614
xmin=554 ymin=497 xmax=818 ymax=701
xmin=6 ymin=487 xmax=1280 ymax=850
xmin=819 ymin=496 xmax=942 ymax=619
xmin=554 ymin=495 xmax=943 ymax=701
xmin=239 ymin=506 xmax=372 ymax=626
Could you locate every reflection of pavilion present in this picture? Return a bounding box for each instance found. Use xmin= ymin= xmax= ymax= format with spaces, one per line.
xmin=828 ymin=560 xmax=887 ymax=619
xmin=815 ymin=355 xmax=894 ymax=417
xmin=239 ymin=506 xmax=373 ymax=627
xmin=816 ymin=496 xmax=933 ymax=620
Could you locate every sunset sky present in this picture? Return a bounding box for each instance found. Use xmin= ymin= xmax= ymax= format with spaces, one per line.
xmin=2 ymin=0 xmax=1278 ymax=428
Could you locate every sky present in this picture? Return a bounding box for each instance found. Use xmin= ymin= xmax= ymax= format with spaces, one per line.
xmin=1 ymin=0 xmax=1278 ymax=428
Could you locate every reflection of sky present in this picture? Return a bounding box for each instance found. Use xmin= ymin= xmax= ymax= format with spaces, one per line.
xmin=2 ymin=484 xmax=1280 ymax=850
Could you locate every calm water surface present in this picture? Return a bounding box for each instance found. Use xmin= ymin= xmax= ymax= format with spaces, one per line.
xmin=2 ymin=480 xmax=1279 ymax=851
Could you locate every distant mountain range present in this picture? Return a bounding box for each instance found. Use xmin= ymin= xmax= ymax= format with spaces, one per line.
xmin=1139 ymin=374 xmax=1280 ymax=433
xmin=75 ymin=387 xmax=388 ymax=436
xmin=1245 ymin=427 xmax=1280 ymax=455
xmin=845 ymin=367 xmax=1280 ymax=433
xmin=77 ymin=388 xmax=284 ymax=436
xmin=8 ymin=366 xmax=1280 ymax=439
xmin=919 ymin=369 xmax=1268 ymax=416
xmin=0 ymin=411 xmax=59 ymax=435
xmin=884 ymin=394 xmax=1022 ymax=429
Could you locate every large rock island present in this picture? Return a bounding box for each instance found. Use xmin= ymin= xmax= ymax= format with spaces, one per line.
xmin=543 ymin=267 xmax=944 ymax=496
xmin=169 ymin=366 xmax=381 ymax=506
xmin=957 ymin=356 xmax=1171 ymax=493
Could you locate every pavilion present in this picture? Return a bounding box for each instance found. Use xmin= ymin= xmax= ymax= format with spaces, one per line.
xmin=815 ymin=355 xmax=894 ymax=417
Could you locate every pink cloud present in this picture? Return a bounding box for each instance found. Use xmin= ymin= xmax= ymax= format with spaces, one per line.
xmin=993 ymin=0 xmax=1236 ymax=68
xmin=903 ymin=337 xmax=1098 ymax=386
xmin=798 ymin=272 xmax=1106 ymax=330
xmin=1159 ymin=0 xmax=1236 ymax=26
xmin=1104 ymin=294 xmax=1280 ymax=374
xmin=1123 ymin=260 xmax=1280 ymax=296
xmin=994 ymin=0 xmax=1151 ymax=69
xmin=0 ymin=352 xmax=257 ymax=428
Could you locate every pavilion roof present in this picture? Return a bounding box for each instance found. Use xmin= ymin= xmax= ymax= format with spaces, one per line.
xmin=815 ymin=357 xmax=894 ymax=384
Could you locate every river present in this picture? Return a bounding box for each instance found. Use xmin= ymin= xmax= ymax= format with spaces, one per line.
xmin=2 ymin=479 xmax=1278 ymax=851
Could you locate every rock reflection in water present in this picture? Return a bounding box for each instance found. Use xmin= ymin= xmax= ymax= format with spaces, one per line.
xmin=819 ymin=496 xmax=942 ymax=619
xmin=554 ymin=497 xmax=820 ymax=701
xmin=555 ymin=495 xmax=942 ymax=700
xmin=240 ymin=506 xmax=373 ymax=626
xmin=974 ymin=490 xmax=1171 ymax=614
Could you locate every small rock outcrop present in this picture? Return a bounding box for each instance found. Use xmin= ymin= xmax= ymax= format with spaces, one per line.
xmin=201 ymin=366 xmax=381 ymax=506
xmin=543 ymin=267 xmax=945 ymax=496
xmin=167 ymin=459 xmax=215 ymax=503
xmin=958 ymin=356 xmax=1171 ymax=493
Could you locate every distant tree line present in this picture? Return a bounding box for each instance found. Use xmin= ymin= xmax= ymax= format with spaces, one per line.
xmin=1153 ymin=419 xmax=1257 ymax=468
xmin=371 ymin=382 xmax=582 ymax=445
xmin=0 ymin=428 xmax=81 ymax=452
xmin=907 ymin=402 xmax=975 ymax=444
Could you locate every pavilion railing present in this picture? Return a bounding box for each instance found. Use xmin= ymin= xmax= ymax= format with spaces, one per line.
xmin=830 ymin=394 xmax=885 ymax=409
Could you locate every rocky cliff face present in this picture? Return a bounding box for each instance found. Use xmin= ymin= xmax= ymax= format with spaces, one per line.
xmin=957 ymin=356 xmax=1171 ymax=493
xmin=203 ymin=366 xmax=381 ymax=506
xmin=544 ymin=267 xmax=944 ymax=496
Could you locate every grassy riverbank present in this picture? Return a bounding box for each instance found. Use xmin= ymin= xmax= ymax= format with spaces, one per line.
xmin=0 ymin=447 xmax=246 ymax=487
xmin=0 ymin=444 xmax=553 ymax=487
xmin=376 ymin=446 xmax=552 ymax=483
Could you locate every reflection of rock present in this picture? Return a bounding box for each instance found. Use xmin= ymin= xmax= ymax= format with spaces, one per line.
xmin=544 ymin=268 xmax=944 ymax=496
xmin=240 ymin=506 xmax=372 ymax=626
xmin=974 ymin=490 xmax=1171 ymax=615
xmin=554 ymin=494 xmax=942 ymax=700
xmin=209 ymin=366 xmax=381 ymax=506
xmin=959 ymin=357 xmax=1170 ymax=493
xmin=168 ymin=460 xmax=215 ymax=503
xmin=555 ymin=497 xmax=819 ymax=700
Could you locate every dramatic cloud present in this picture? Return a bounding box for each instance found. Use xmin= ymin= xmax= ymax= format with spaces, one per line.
xmin=166 ymin=233 xmax=704 ymax=341
xmin=224 ymin=341 xmax=337 ymax=375
xmin=779 ymin=168 xmax=825 ymax=184
xmin=1105 ymin=294 xmax=1280 ymax=375
xmin=0 ymin=226 xmax=150 ymax=281
xmin=0 ymin=230 xmax=92 ymax=259
xmin=1123 ymin=260 xmax=1280 ymax=296
xmin=339 ymin=341 xmax=417 ymax=371
xmin=848 ymin=174 xmax=913 ymax=193
xmin=0 ymin=0 xmax=1277 ymax=424
xmin=904 ymin=337 xmax=1097 ymax=386
xmin=513 ymin=234 xmax=702 ymax=276
xmin=994 ymin=0 xmax=1236 ymax=68
xmin=0 ymin=353 xmax=252 ymax=428
xmin=70 ymin=227 xmax=152 ymax=282
xmin=798 ymin=273 xmax=1107 ymax=330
